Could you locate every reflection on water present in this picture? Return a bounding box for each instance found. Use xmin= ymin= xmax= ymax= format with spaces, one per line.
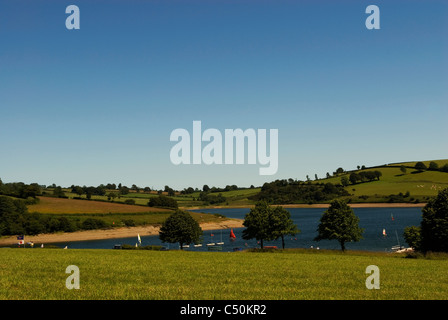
xmin=48 ymin=207 xmax=422 ymax=252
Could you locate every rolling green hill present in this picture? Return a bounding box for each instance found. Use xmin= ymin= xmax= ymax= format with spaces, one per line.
xmin=37 ymin=159 xmax=448 ymax=208
xmin=319 ymin=159 xmax=448 ymax=203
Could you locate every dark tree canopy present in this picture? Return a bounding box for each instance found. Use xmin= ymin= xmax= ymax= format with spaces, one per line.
xmin=314 ymin=199 xmax=364 ymax=251
xmin=242 ymin=201 xmax=299 ymax=249
xmin=148 ymin=195 xmax=178 ymax=209
xmin=159 ymin=210 xmax=203 ymax=250
xmin=242 ymin=201 xmax=275 ymax=249
xmin=415 ymin=162 xmax=427 ymax=172
xmin=270 ymin=206 xmax=300 ymax=249
xmin=420 ymin=188 xmax=448 ymax=252
xmin=250 ymin=180 xmax=349 ymax=204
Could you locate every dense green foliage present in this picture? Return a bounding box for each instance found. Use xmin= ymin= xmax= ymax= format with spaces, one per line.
xmin=0 ymin=196 xmax=112 ymax=236
xmin=159 ymin=210 xmax=203 ymax=249
xmin=314 ymin=199 xmax=364 ymax=251
xmin=242 ymin=201 xmax=299 ymax=249
xmin=250 ymin=180 xmax=349 ymax=204
xmin=349 ymin=170 xmax=382 ymax=184
xmin=0 ymin=181 xmax=42 ymax=199
xmin=0 ymin=196 xmax=78 ymax=236
xmin=403 ymin=188 xmax=448 ymax=253
xmin=198 ymin=191 xmax=226 ymax=204
xmin=270 ymin=206 xmax=300 ymax=249
xmin=420 ymin=188 xmax=448 ymax=252
xmin=148 ymin=195 xmax=178 ymax=209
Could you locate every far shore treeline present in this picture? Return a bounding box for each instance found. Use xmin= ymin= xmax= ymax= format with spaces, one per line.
xmin=3 ymin=160 xmax=448 ymax=208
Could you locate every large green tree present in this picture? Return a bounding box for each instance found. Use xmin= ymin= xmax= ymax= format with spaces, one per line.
xmin=242 ymin=201 xmax=299 ymax=249
xmin=159 ymin=210 xmax=202 ymax=250
xmin=242 ymin=201 xmax=276 ymax=249
xmin=270 ymin=206 xmax=300 ymax=249
xmin=314 ymin=199 xmax=364 ymax=251
xmin=420 ymin=188 xmax=448 ymax=252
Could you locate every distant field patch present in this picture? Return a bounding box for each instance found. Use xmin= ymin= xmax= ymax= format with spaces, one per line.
xmin=28 ymin=197 xmax=171 ymax=214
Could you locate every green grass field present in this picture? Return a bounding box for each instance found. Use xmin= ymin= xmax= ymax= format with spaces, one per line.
xmin=0 ymin=248 xmax=446 ymax=300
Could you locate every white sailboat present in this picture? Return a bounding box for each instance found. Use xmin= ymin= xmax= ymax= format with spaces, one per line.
xmin=391 ymin=230 xmax=402 ymax=252
xmin=216 ymin=230 xmax=224 ymax=245
xmin=389 ymin=213 xmax=404 ymax=252
xmin=206 ymin=232 xmax=215 ymax=246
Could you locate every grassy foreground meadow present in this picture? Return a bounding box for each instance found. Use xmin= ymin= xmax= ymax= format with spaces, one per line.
xmin=0 ymin=248 xmax=446 ymax=300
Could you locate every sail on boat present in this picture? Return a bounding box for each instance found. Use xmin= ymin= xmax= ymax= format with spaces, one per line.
xmin=382 ymin=228 xmax=387 ymax=237
xmin=229 ymin=229 xmax=236 ymax=241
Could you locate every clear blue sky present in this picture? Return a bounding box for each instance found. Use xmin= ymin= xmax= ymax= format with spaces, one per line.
xmin=0 ymin=0 xmax=447 ymax=190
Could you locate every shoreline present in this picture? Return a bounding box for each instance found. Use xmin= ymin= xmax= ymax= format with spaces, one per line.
xmin=0 ymin=219 xmax=244 ymax=246
xmin=184 ymin=202 xmax=427 ymax=210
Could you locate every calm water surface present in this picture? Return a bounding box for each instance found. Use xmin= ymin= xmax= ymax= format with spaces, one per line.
xmin=47 ymin=207 xmax=423 ymax=252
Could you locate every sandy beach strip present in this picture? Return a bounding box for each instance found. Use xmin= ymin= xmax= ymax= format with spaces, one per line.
xmin=0 ymin=219 xmax=244 ymax=246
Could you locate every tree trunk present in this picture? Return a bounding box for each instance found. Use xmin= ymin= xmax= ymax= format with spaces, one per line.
xmin=281 ymin=235 xmax=285 ymax=249
xmin=180 ymin=242 xmax=183 ymax=250
xmin=340 ymin=240 xmax=345 ymax=252
xmin=260 ymin=239 xmax=264 ymax=249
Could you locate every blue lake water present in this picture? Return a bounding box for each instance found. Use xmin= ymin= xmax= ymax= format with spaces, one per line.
xmin=47 ymin=207 xmax=423 ymax=252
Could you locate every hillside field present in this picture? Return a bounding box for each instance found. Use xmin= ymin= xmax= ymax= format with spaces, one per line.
xmin=27 ymin=196 xmax=170 ymax=214
xmin=323 ymin=159 xmax=448 ymax=203
xmin=25 ymin=196 xmax=227 ymax=228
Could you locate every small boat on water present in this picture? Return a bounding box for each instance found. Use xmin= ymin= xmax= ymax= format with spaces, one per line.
xmin=194 ymin=244 xmax=202 ymax=247
xmin=217 ymin=230 xmax=224 ymax=245
xmin=207 ymin=232 xmax=215 ymax=246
